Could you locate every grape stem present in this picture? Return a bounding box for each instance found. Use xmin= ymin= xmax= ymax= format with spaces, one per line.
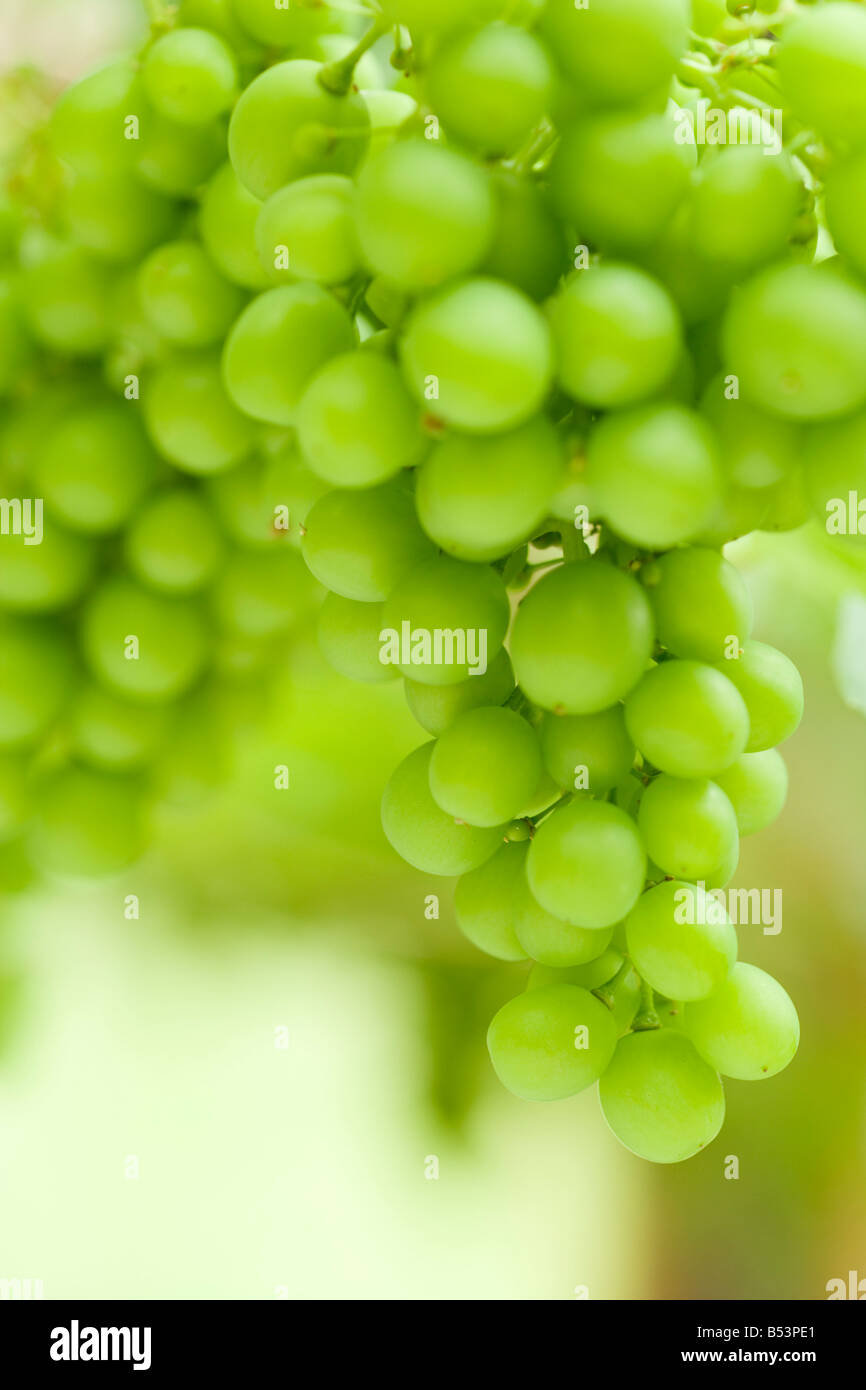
xmin=632 ymin=980 xmax=661 ymax=1032
xmin=318 ymin=18 xmax=389 ymax=95
xmin=560 ymin=527 xmax=589 ymax=564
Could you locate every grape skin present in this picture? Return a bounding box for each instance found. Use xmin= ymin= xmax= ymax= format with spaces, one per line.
xmin=381 ymin=743 xmax=504 ymax=877
xmin=488 ymin=984 xmax=619 ymax=1103
xmin=599 ymin=1029 xmax=725 ymax=1165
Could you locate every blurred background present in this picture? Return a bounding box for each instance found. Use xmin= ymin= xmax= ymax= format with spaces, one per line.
xmin=0 ymin=0 xmax=863 ymax=1301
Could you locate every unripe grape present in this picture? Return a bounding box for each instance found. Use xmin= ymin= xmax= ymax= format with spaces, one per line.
xmin=381 ymin=555 xmax=509 ymax=686
xmin=713 ymin=641 xmax=803 ymax=752
xmin=514 ymin=873 xmax=614 ymax=968
xmin=643 ymin=547 xmax=753 ymax=664
xmin=303 ymin=479 xmax=435 ymax=603
xmin=138 ymin=239 xmax=244 ymax=347
xmin=381 ymin=742 xmax=503 ymax=876
xmin=425 ymin=23 xmax=553 ymax=157
xmin=487 ymin=984 xmax=618 ymax=1102
xmin=778 ymin=2 xmax=866 ymax=148
xmin=714 ymin=750 xmax=788 ymax=836
xmin=682 ymin=961 xmax=800 ymax=1080
xmin=599 ymin=1029 xmax=725 ymax=1164
xmin=540 ymin=706 xmax=635 ymax=794
xmin=199 ymin=162 xmax=269 ymax=290
xmin=144 ymin=350 xmax=256 ymax=473
xmin=298 ymin=351 xmax=425 ymax=489
xmin=81 ymin=577 xmax=210 ymax=703
xmin=317 ymin=594 xmax=399 ymax=685
xmin=528 ymin=799 xmax=646 ymax=929
xmin=256 ymin=175 xmax=359 ymax=287
xmin=637 ymin=774 xmax=739 ymax=881
xmin=429 ymin=707 xmax=542 ymax=828
xmin=540 ymin=0 xmax=688 ymax=108
xmin=625 ymin=660 xmax=750 ymax=778
xmin=626 ymin=880 xmax=737 ymax=1001
xmin=526 ymin=949 xmax=623 ymax=994
xmin=404 ymin=648 xmax=515 ymax=736
xmin=125 ymin=488 xmax=225 ymax=595
xmin=454 ymin=842 xmax=530 ymax=961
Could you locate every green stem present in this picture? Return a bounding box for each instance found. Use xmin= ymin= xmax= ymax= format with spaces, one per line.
xmin=632 ymin=979 xmax=660 ymax=1032
xmin=318 ymin=18 xmax=388 ymax=95
xmin=561 ymin=526 xmax=589 ymax=564
xmin=509 ymin=119 xmax=557 ymax=175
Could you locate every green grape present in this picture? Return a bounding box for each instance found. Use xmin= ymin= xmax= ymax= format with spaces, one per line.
xmin=722 ymin=264 xmax=866 ymax=421
xmin=125 ymin=488 xmax=225 ymax=594
xmin=682 ymin=961 xmax=799 ymax=1080
xmin=514 ymin=873 xmax=614 ymax=968
xmin=230 ymin=0 xmax=351 ymax=46
xmin=380 ymin=741 xmax=503 ymax=876
xmin=802 ymin=409 xmax=866 ymax=532
xmin=49 ymin=61 xmax=139 ymax=176
xmin=587 ymin=404 xmax=722 ymax=549
xmin=713 ymin=641 xmax=803 ymax=752
xmin=625 ymin=660 xmax=749 ymax=778
xmin=429 ymin=706 xmax=542 ymax=828
xmin=626 ymin=879 xmax=736 ymax=1000
xmin=598 ymin=1029 xmax=725 ymax=1164
xmin=297 ymin=351 xmax=425 ymax=488
xmin=0 ymin=517 xmax=96 ymax=613
xmin=212 ymin=546 xmax=317 ymax=636
xmin=0 ymin=754 xmax=31 ymax=843
xmin=31 ymin=767 xmax=146 ymax=878
xmin=135 ymin=104 xmax=225 ymax=196
xmin=381 ymin=555 xmax=509 ymax=686
xmin=541 ymin=0 xmax=688 ymax=107
xmin=549 ymin=264 xmax=682 ymax=410
xmin=425 ymin=23 xmax=552 ymax=157
xmin=199 ymin=162 xmax=269 ymax=290
xmin=223 ymin=283 xmax=355 ymax=427
xmin=687 ymin=146 xmax=799 ymax=273
xmin=778 ymin=1 xmax=866 ymax=149
xmin=454 ymin=841 xmax=530 ymax=961
xmin=540 ymin=706 xmax=635 ymax=794
xmin=228 ymin=59 xmax=370 ymax=201
xmin=642 ymin=547 xmax=753 ymax=663
xmin=405 ymin=646 xmax=515 ymax=735
xmin=703 ymin=828 xmax=739 ymax=890
xmin=138 ymin=239 xmax=245 ymax=347
xmin=511 ymin=561 xmax=654 ymax=715
xmin=637 ymin=774 xmax=738 ymax=881
xmin=635 ymin=199 xmax=734 ymax=329
xmin=415 ymin=415 xmax=563 ymax=562
xmin=178 ymin=0 xmax=254 ymax=50
xmin=355 ymin=141 xmax=495 ymax=293
xmin=144 ymin=350 xmax=256 ymax=473
xmin=699 ymin=372 xmax=801 ymax=490
xmin=81 ymin=576 xmax=209 ymax=703
xmin=35 ymin=398 xmax=156 ymax=535
xmin=70 ymin=683 xmax=171 ymax=771
xmin=207 ymin=441 xmax=326 ymax=549
xmin=481 ymin=171 xmax=565 ymax=302
xmin=255 ymin=174 xmax=359 ymax=286
xmin=714 ymin=749 xmax=788 ymax=836
xmin=317 ymin=593 xmax=399 ymax=685
xmin=487 ymin=983 xmax=618 ymax=1102
xmin=143 ymin=28 xmax=238 ymax=126
xmin=526 ymin=948 xmax=623 ymax=993
xmin=380 ymin=0 xmax=500 ymax=34
xmin=824 ymin=151 xmax=866 ymax=281
xmin=302 ymin=478 xmax=435 ymax=602
xmin=0 ymin=619 xmax=76 ymax=748
xmin=528 ymin=798 xmax=646 ymax=929
xmin=63 ymin=171 xmax=179 ymax=263
xmin=550 ymin=112 xmax=691 ymax=254
xmin=400 ymin=277 xmax=554 ymax=433
xmin=21 ymin=232 xmax=114 ymax=357
xmin=360 ymin=89 xmax=418 ymax=163
xmin=0 ymin=279 xmax=33 ymax=395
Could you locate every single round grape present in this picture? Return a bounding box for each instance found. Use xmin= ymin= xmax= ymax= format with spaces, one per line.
xmin=626 ymin=880 xmax=737 ymax=1001
xmin=317 ymin=593 xmax=399 ymax=685
xmin=454 ymin=841 xmax=530 ymax=961
xmin=429 ymin=706 xmax=541 ymax=828
xmin=0 ymin=517 xmax=96 ymax=613
xmin=255 ymin=174 xmax=359 ymax=287
xmin=138 ymin=239 xmax=244 ymax=347
xmin=208 ymin=440 xmax=327 ymax=550
xmin=228 ymin=60 xmax=370 ymax=201
xmin=683 ymin=961 xmax=799 ymax=1080
xmin=587 ymin=404 xmax=723 ymax=549
xmin=699 ymin=372 xmax=801 ymax=490
xmin=778 ymin=2 xmax=866 ymax=148
xmin=550 ymin=265 xmax=682 ymax=410
xmin=178 ymin=0 xmax=253 ymax=50
xmin=21 ymin=233 xmax=114 ymax=357
xmin=487 ymin=983 xmax=618 ymax=1102
xmin=482 ymin=171 xmax=565 ymax=302
xmin=643 ymin=547 xmax=753 ymax=663
xmin=302 ymin=478 xmax=435 ymax=602
xmin=528 ymin=798 xmax=646 ymax=929
xmin=31 ymin=767 xmax=146 ymax=878
xmin=223 ymin=283 xmax=355 ymax=427
xmin=381 ymin=741 xmax=503 ymax=876
xmin=0 ymin=619 xmax=76 ymax=749
xmin=0 ymin=754 xmax=30 ymax=844
xmin=511 ymin=561 xmax=654 ymax=715
xmin=135 ymin=104 xmax=225 ymax=196
xmin=713 ymin=641 xmax=803 ymax=752
xmin=212 ymin=546 xmax=316 ymax=637
xmin=199 ymin=162 xmax=269 ymax=290
xmin=81 ymin=576 xmax=209 ymax=703
xmin=426 ymin=23 xmax=552 ymax=156
xmin=415 ymin=415 xmax=563 ymax=562
xmin=526 ymin=948 xmax=623 ymax=993
xmin=405 ymin=646 xmax=514 ymax=735
xmin=144 ymin=351 xmax=256 ymax=473
xmin=70 ymin=683 xmax=171 ymax=771
xmin=63 ymin=171 xmax=178 ymax=263
xmin=625 ymin=660 xmax=750 ymax=778
xmin=687 ymin=146 xmax=799 ymax=273
xmin=125 ymin=488 xmax=225 ymax=594
xmin=400 ymin=277 xmax=554 ymax=433
xmin=714 ymin=749 xmax=788 ymax=836
xmin=230 ymin=0 xmax=351 ymax=45
xmin=541 ymin=0 xmax=688 ymax=107
xmin=355 ymin=140 xmax=495 ymax=292
xmin=540 ymin=706 xmax=635 ymax=794
xmin=49 ymin=60 xmax=139 ymax=176
xmin=722 ymin=265 xmax=866 ymax=421
xmin=550 ymin=112 xmax=691 ymax=254
xmin=381 ymin=555 xmax=509 ymax=686
xmin=514 ymin=873 xmax=614 ymax=968
xmin=35 ymin=399 xmax=156 ymax=535
xmin=298 ymin=351 xmax=425 ymax=488
xmin=598 ymin=1029 xmax=725 ymax=1164
xmin=143 ymin=28 xmax=238 ymax=126
xmin=638 ymin=774 xmax=739 ymax=881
